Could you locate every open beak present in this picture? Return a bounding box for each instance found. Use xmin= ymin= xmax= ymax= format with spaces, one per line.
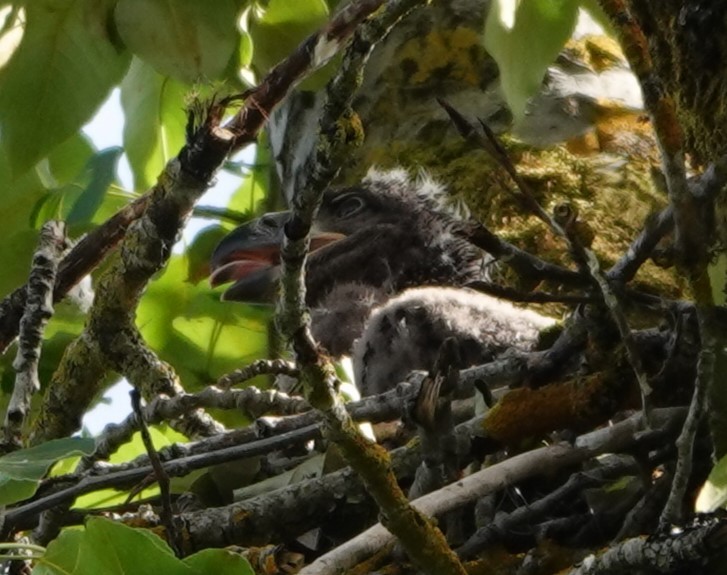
xmin=209 ymin=211 xmax=344 ymax=302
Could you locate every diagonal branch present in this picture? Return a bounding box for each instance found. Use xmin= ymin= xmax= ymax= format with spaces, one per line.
xmin=276 ymin=1 xmax=467 ymax=573
xmin=3 ymin=222 xmax=68 ymax=450
xmin=27 ymin=0 xmax=392 ymax=446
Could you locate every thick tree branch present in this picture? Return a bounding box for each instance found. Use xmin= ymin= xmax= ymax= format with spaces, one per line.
xmin=568 ymin=518 xmax=726 ymax=575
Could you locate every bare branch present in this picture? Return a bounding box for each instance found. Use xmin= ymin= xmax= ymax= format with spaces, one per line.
xmin=4 ymin=221 xmax=68 ymax=449
xmin=3 ymin=222 xmax=68 ymax=449
xmin=568 ymin=518 xmax=727 ymax=575
xmin=302 ymin=408 xmax=686 ymax=575
xmin=129 ymin=389 xmax=180 ymax=555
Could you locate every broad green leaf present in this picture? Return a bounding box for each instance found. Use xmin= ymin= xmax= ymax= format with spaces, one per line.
xmin=0 ymin=0 xmax=130 ymax=175
xmin=33 ymin=529 xmax=83 ymax=575
xmin=0 ymin=437 xmax=95 ymax=505
xmin=484 ymin=0 xmax=579 ymax=121
xmin=67 ymin=147 xmax=122 ymax=226
xmin=239 ymin=29 xmax=253 ymax=70
xmin=0 ymin=146 xmax=50 ymax=299
xmin=115 ymin=0 xmax=239 ymax=83
xmin=74 ymin=517 xmax=193 ymax=575
xmin=31 ymin=148 xmax=125 ymax=234
xmin=34 ymin=517 xmax=252 ymax=575
xmin=138 ymin=256 xmax=270 ymax=404
xmin=120 ymin=58 xmax=189 ymax=190
xmin=248 ymin=0 xmax=329 ymax=84
xmin=697 ymin=453 xmax=727 ymax=512
xmin=184 ymin=548 xmax=254 ymax=574
xmin=44 ymin=133 xmax=97 ymax=187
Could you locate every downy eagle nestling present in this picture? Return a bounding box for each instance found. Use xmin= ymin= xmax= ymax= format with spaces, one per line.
xmin=210 ymin=169 xmax=554 ymax=395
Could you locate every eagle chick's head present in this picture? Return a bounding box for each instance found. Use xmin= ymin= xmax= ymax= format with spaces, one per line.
xmin=210 ymin=168 xmax=490 ymax=304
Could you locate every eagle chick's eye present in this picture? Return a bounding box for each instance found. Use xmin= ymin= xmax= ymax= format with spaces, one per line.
xmin=336 ymin=195 xmax=365 ymax=218
xmin=259 ymin=214 xmax=279 ymax=229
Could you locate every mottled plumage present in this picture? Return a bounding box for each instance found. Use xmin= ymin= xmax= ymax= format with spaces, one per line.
xmin=210 ymin=169 xmax=554 ymax=395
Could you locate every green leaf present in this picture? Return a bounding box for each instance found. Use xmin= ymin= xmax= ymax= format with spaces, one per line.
xmin=115 ymin=0 xmax=240 ymax=83
xmin=696 ymin=453 xmax=727 ymax=512
xmin=120 ymin=58 xmax=189 ymax=190
xmin=33 ymin=529 xmax=83 ymax=575
xmin=44 ymin=133 xmax=97 ymax=187
xmin=137 ymin=256 xmax=270 ymax=425
xmin=33 ymin=518 xmax=253 ymax=575
xmin=484 ymin=0 xmax=579 ymax=121
xmin=248 ymin=0 xmax=329 ymax=81
xmin=0 ymin=145 xmax=50 ymax=299
xmin=0 ymin=438 xmax=95 ymax=505
xmin=67 ymin=147 xmax=122 ymax=226
xmin=184 ymin=549 xmax=254 ymax=574
xmin=0 ymin=0 xmax=130 ymax=175
xmin=31 ymin=148 xmax=124 ymax=233
xmin=74 ymin=517 xmax=192 ymax=575
xmin=238 ymin=29 xmax=253 ymax=70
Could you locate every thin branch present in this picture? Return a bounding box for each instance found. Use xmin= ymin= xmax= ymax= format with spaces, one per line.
xmin=578 ymin=235 xmax=654 ymax=424
xmin=86 ymin=384 xmax=309 ymax=467
xmin=597 ymin=1 xmax=703 ymax=277
xmin=606 ymin=205 xmax=673 ymax=283
xmin=29 ymin=0 xmax=393 ymax=446
xmin=466 ymin=281 xmax=594 ymax=304
xmin=442 ymin=100 xmax=655 ymax=424
xmin=277 ymin=2 xmax=466 ymax=573
xmin=191 ymin=205 xmax=248 ymax=224
xmin=129 ymin=389 xmax=180 ymax=556
xmin=660 ymin=315 xmax=715 ymax=527
xmin=217 ymin=358 xmax=300 ymax=389
xmin=456 ymin=458 xmax=640 ymax=559
xmin=3 ymin=222 xmax=67 ymax=449
xmin=225 ymin=0 xmax=387 ymax=151
xmin=598 ymin=0 xmax=726 ymax=526
xmin=3 ymin=424 xmax=322 ymax=533
xmin=456 ymin=221 xmax=586 ymax=287
xmin=301 ymin=408 xmax=686 ymax=575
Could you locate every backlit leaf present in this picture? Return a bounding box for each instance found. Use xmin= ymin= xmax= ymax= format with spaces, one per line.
xmin=67 ymin=147 xmax=123 ymax=226
xmin=248 ymin=0 xmax=331 ymax=89
xmin=0 ymin=0 xmax=130 ymax=174
xmin=33 ymin=517 xmax=253 ymax=575
xmin=696 ymin=454 xmax=727 ymax=512
xmin=0 ymin=437 xmax=95 ymax=505
xmin=115 ymin=0 xmax=239 ymax=83
xmin=120 ymin=58 xmax=189 ymax=190
xmin=484 ymin=0 xmax=579 ymax=121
